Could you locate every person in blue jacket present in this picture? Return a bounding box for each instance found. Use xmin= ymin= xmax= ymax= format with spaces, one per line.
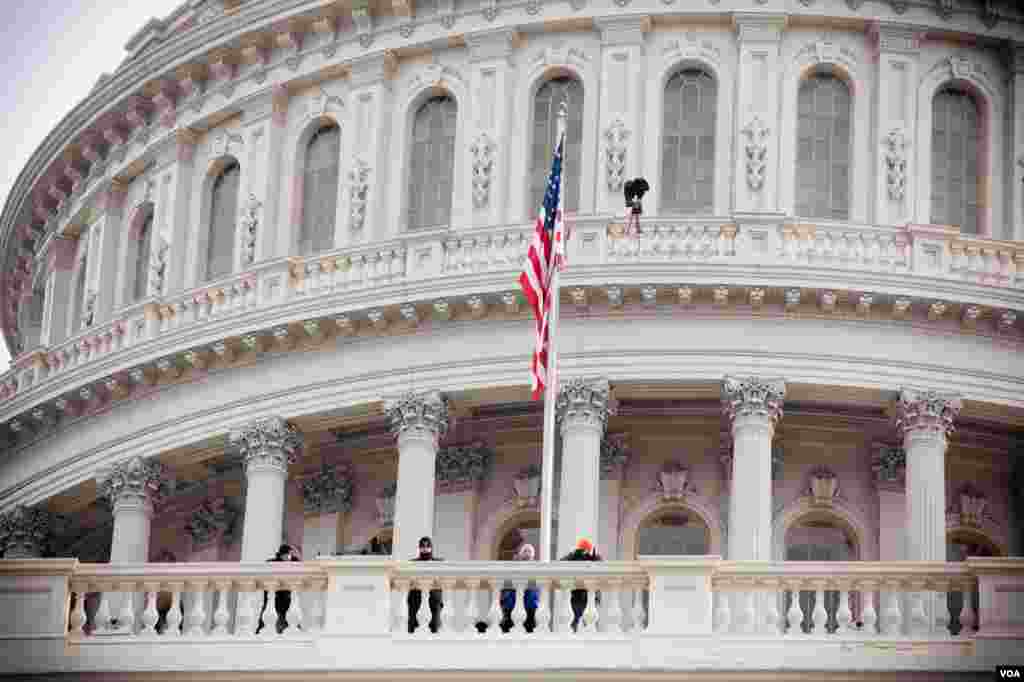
xmin=500 ymin=543 xmax=539 ymax=633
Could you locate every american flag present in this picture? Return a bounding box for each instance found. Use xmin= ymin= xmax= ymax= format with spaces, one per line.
xmin=518 ymin=135 xmax=565 ymax=400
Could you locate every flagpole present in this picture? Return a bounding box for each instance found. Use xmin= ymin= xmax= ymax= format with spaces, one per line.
xmin=539 ymin=102 xmax=567 ymax=563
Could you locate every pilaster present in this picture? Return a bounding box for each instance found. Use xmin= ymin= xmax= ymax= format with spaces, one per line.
xmin=731 ymin=14 xmax=787 ymax=214
xmin=593 ymin=17 xmax=649 ymax=217
xmin=555 ymin=377 xmax=613 ymax=558
xmin=300 ymin=464 xmax=354 ymax=558
xmin=872 ymin=443 xmax=906 ymax=561
xmin=241 ymin=85 xmax=290 ymax=264
xmin=873 ymin=23 xmax=920 ymax=226
xmin=91 ymin=181 xmax=129 ymax=324
xmin=164 ymin=129 xmax=198 ymax=295
xmin=349 ymin=53 xmax=396 ymax=245
xmin=230 ymin=417 xmax=303 ymax=561
xmin=386 ymin=390 xmax=449 ymax=559
xmin=465 ymin=29 xmax=516 ymax=228
xmin=434 ymin=442 xmax=491 ymax=560
xmin=599 ymin=433 xmax=629 ymax=560
xmin=0 ymin=505 xmax=54 ymax=559
xmin=1010 ymin=44 xmax=1024 ymax=241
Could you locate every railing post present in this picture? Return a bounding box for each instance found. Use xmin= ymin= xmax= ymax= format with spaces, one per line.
xmin=233 ymin=582 xmax=257 ymax=636
xmin=785 ymin=583 xmax=803 ymax=635
xmin=439 ymin=579 xmax=457 ymax=634
xmin=70 ymin=584 xmax=89 ymax=637
xmin=211 ymin=583 xmax=231 ymax=635
xmin=859 ymin=581 xmax=878 ymax=637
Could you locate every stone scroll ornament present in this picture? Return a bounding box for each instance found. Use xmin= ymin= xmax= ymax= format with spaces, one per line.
xmin=148 ymin=238 xmax=170 ymax=297
xmin=882 ymin=129 xmax=909 ymax=201
xmin=741 ymin=115 xmax=770 ymax=192
xmin=239 ymin=193 xmax=262 ymax=267
xmin=603 ymin=118 xmax=629 ymax=193
xmin=469 ymin=133 xmax=495 ymax=208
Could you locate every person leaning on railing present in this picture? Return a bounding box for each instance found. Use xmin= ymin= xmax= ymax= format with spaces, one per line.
xmin=562 ymin=538 xmax=602 ymax=632
xmin=407 ymin=536 xmax=444 ymax=634
xmin=500 ymin=543 xmax=539 ymax=633
xmin=257 ymin=544 xmax=301 ymax=634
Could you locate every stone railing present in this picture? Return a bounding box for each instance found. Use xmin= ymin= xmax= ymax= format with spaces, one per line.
xmin=2 ymin=217 xmax=1022 ymax=436
xmin=0 ymin=557 xmax=1022 ymax=675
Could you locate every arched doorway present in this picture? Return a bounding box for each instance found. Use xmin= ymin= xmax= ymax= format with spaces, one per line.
xmin=947 ymin=527 xmax=1001 ymax=634
xmin=784 ymin=512 xmax=859 ymax=633
xmin=494 ymin=512 xmax=540 ymax=560
xmin=634 ymin=506 xmax=710 ymax=557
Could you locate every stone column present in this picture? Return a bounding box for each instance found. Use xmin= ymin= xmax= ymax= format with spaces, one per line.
xmin=231 ymin=417 xmax=303 ymax=562
xmin=555 ymin=378 xmax=613 ymax=558
xmin=0 ymin=505 xmax=54 ymax=559
xmin=1010 ymin=44 xmax=1024 ymax=241
xmin=98 ymin=456 xmax=169 ymax=563
xmin=433 ymin=442 xmax=491 ymax=560
xmin=386 ymin=391 xmax=450 ymax=560
xmin=896 ymin=389 xmax=961 ymax=562
xmin=721 ymin=376 xmax=785 ymax=562
xmin=731 ymin=14 xmax=787 ymax=214
xmin=872 ymin=23 xmax=920 ymax=227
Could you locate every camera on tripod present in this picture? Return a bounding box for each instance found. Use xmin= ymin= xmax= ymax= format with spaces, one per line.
xmin=624 ymin=177 xmax=650 ymax=216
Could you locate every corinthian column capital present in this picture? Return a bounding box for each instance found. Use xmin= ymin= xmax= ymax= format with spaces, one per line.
xmin=385 ymin=390 xmax=450 ymax=445
xmin=0 ymin=505 xmax=54 ymax=558
xmin=556 ymin=378 xmax=614 ymax=435
xmin=97 ymin=456 xmax=170 ymax=514
xmin=229 ymin=417 xmax=302 ymax=475
xmin=721 ymin=376 xmax=786 ymax=426
xmin=895 ymin=388 xmax=961 ymax=438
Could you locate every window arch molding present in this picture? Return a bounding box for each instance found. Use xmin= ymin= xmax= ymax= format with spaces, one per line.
xmin=771 ymin=495 xmax=876 ymax=562
xmin=393 ymin=77 xmax=468 ymax=235
xmin=915 ymin=58 xmax=1002 ymax=238
xmin=779 ymin=53 xmax=869 ymax=223
xmin=196 ymin=154 xmax=242 ymax=285
xmin=651 ymin=55 xmax=730 ymax=215
xmin=286 ymin=111 xmax=346 ymax=255
xmin=621 ymin=493 xmax=724 ymax=560
xmin=510 ymin=57 xmax=599 ymax=222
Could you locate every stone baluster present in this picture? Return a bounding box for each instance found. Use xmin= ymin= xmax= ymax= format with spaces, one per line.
xmin=231 ymin=418 xmax=303 ymax=562
xmin=163 ymin=585 xmax=183 ymax=636
xmin=959 ymin=584 xmax=976 ymax=635
xmin=715 ymin=591 xmax=732 ymax=634
xmin=260 ymin=580 xmax=279 ymax=637
xmin=211 ymin=583 xmax=231 ymax=635
xmin=785 ymin=585 xmax=803 ymax=635
xmin=860 ymin=583 xmax=878 ymax=636
xmin=94 ymin=590 xmax=112 ymax=633
xmin=907 ymin=581 xmax=929 ymax=637
xmin=116 ymin=587 xmax=136 ymax=634
xmin=485 ymin=580 xmax=502 ymax=637
xmin=836 ymin=590 xmax=853 ymax=633
xmin=811 ymin=588 xmax=828 ymax=634
xmin=762 ymin=588 xmax=781 ymax=635
xmin=533 ymin=579 xmax=550 ymax=634
xmin=70 ymin=585 xmax=89 ymax=636
xmin=234 ymin=582 xmax=257 ymax=636
xmin=602 ymin=579 xmax=624 ymax=634
xmin=185 ymin=582 xmax=207 ymax=636
xmin=392 ymin=578 xmax=410 ymax=634
xmin=554 ymin=583 xmax=572 ymax=634
xmin=581 ymin=579 xmax=600 ymax=634
xmin=632 ymin=581 xmax=647 ymax=632
xmin=385 ymin=391 xmax=449 ymax=560
xmin=462 ymin=578 xmax=480 ymax=635
xmin=740 ymin=589 xmax=757 ymax=634
xmin=880 ymin=583 xmax=902 ymax=636
xmin=284 ymin=580 xmax=303 ymax=634
xmin=933 ymin=580 xmax=950 ymax=636
xmin=440 ymin=579 xmax=458 ymax=633
xmin=510 ymin=580 xmax=528 ymax=633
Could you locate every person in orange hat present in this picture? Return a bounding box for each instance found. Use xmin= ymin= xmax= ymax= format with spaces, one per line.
xmin=561 ymin=538 xmax=602 ymax=631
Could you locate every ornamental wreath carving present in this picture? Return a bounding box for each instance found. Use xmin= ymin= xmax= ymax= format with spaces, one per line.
xmin=301 ymin=464 xmax=354 ymax=514
xmin=469 ymin=133 xmax=495 ymax=208
xmin=239 ymin=193 xmax=262 ymax=267
xmin=741 ymin=116 xmax=770 ymax=192
xmin=97 ymin=455 xmax=170 ymax=508
xmin=436 ymin=441 xmax=493 ymax=491
xmin=603 ymin=119 xmax=629 ymax=193
xmin=185 ymin=498 xmax=237 ymax=547
xmin=721 ymin=376 xmax=786 ymax=424
xmin=228 ymin=417 xmax=302 ymax=472
xmin=385 ymin=390 xmax=450 ymax=442
xmin=348 ymin=158 xmax=371 ymax=232
xmin=0 ymin=505 xmax=54 ymax=558
xmin=882 ymin=129 xmax=909 ymax=201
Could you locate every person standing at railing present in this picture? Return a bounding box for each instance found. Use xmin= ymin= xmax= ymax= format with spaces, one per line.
xmin=500 ymin=544 xmax=539 ymax=633
xmin=408 ymin=536 xmax=444 ymax=634
xmin=256 ymin=544 xmax=301 ymax=635
xmin=562 ymin=538 xmax=602 ymax=632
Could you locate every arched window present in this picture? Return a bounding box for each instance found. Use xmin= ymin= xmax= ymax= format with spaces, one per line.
xmin=408 ymin=96 xmax=457 ymax=230
xmin=133 ymin=210 xmax=154 ymax=302
xmin=19 ymin=286 xmax=45 ymax=349
xmin=636 ymin=508 xmax=709 ymax=557
xmin=784 ymin=516 xmax=857 ymax=633
xmin=795 ymin=73 xmax=851 ymax=220
xmin=661 ymin=69 xmax=716 ymax=214
xmin=931 ymin=89 xmax=979 ymax=234
xmin=205 ymin=161 xmax=240 ymax=282
xmin=530 ymin=77 xmax=583 ymax=214
xmin=300 ymin=125 xmax=341 ymax=254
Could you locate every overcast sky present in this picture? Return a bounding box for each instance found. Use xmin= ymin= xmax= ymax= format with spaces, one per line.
xmin=0 ymin=1 xmax=185 ymax=370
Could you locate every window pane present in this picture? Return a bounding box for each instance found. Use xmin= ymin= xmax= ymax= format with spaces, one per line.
xmin=930 ymin=89 xmax=980 ymax=233
xmin=795 ymin=74 xmax=851 ymax=219
xmin=301 ymin=125 xmax=341 ymax=254
xmin=530 ymin=77 xmax=583 ymax=214
xmin=408 ymin=96 xmax=456 ymax=230
xmin=206 ymin=162 xmax=240 ymax=281
xmin=661 ymin=69 xmax=716 ymax=214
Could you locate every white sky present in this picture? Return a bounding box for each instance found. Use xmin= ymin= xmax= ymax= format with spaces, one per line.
xmin=0 ymin=1 xmax=186 ymax=370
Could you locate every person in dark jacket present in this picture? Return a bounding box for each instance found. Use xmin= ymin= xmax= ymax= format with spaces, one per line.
xmin=500 ymin=543 xmax=540 ymax=633
xmin=408 ymin=536 xmax=444 ymax=633
xmin=561 ymin=538 xmax=601 ymax=631
xmin=257 ymin=544 xmax=301 ymax=634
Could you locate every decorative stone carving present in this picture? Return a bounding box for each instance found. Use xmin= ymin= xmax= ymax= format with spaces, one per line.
xmin=148 ymin=238 xmax=169 ymax=297
xmin=882 ymin=129 xmax=909 ymax=201
xmin=600 ymin=434 xmax=629 ymax=478
xmin=512 ymin=465 xmax=541 ymax=508
xmin=301 ymin=464 xmax=354 ymax=514
xmin=436 ymin=441 xmax=492 ymax=491
xmin=228 ymin=417 xmax=302 ymax=474
xmin=0 ymin=505 xmax=54 ymax=558
xmin=469 ymin=133 xmax=495 ymax=208
xmin=603 ymin=118 xmax=629 ymax=192
xmin=97 ymin=456 xmax=169 ymax=510
xmin=556 ymin=378 xmax=614 ymax=433
xmin=936 ymin=0 xmax=954 ymax=19
xmin=348 ymin=158 xmax=371 ymax=232
xmin=238 ymin=193 xmax=262 ymax=267
xmin=377 ymin=483 xmax=397 ymax=525
xmin=956 ymin=484 xmax=986 ymax=527
xmin=209 ymin=131 xmax=243 ymax=159
xmin=895 ymin=389 xmax=962 ymax=437
xmin=949 ymin=55 xmax=972 ymax=80
xmin=980 ymin=0 xmax=999 ymax=28
xmin=385 ymin=390 xmax=450 ymax=443
xmin=185 ymin=498 xmax=237 ymax=547
xmin=891 ymin=0 xmax=908 ymax=14
xmin=809 ymin=468 xmax=839 ymax=506
xmin=81 ymin=291 xmax=97 ymax=328
xmin=657 ymin=462 xmax=691 ymax=500
xmin=741 ymin=116 xmax=770 ymax=191
xmin=721 ymin=376 xmax=786 ymax=425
